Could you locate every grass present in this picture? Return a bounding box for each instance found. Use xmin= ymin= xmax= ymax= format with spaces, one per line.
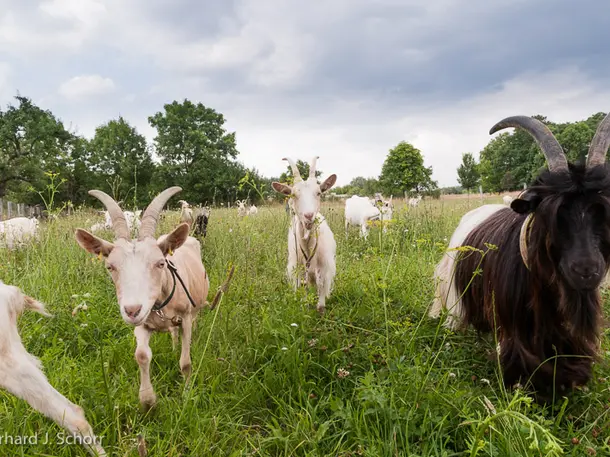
xmin=2 ymin=196 xmax=610 ymax=456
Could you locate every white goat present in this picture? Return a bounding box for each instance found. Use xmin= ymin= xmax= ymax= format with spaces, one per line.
xmin=345 ymin=195 xmax=393 ymax=238
xmin=248 ymin=205 xmax=258 ymax=216
xmin=178 ymin=200 xmax=194 ymax=227
xmin=408 ymin=195 xmax=423 ymax=207
xmin=236 ymin=200 xmax=247 ymax=217
xmin=0 ymin=216 xmax=39 ymax=249
xmin=503 ymin=194 xmax=514 ymax=205
xmin=75 ymin=187 xmax=212 ymax=410
xmin=0 ymin=281 xmax=105 ymax=456
xmin=272 ymin=156 xmax=337 ymax=314
xmin=90 ymin=210 xmax=141 ymax=235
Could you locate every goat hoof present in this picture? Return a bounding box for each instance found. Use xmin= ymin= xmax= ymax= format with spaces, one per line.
xmin=316 ymin=305 xmax=326 ymax=314
xmin=181 ymin=363 xmax=192 ymax=379
xmin=139 ymin=393 xmax=157 ymax=412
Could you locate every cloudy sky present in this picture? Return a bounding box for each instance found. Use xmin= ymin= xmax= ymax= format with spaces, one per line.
xmin=1 ymin=0 xmax=608 ymax=187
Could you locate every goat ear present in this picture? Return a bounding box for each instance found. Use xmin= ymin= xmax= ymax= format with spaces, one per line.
xmin=320 ymin=174 xmax=337 ymax=192
xmin=272 ymin=182 xmax=293 ymax=195
xmin=510 ymin=195 xmax=542 ymax=214
xmin=75 ymin=229 xmax=115 ymax=257
xmin=158 ymin=223 xmax=189 ymax=256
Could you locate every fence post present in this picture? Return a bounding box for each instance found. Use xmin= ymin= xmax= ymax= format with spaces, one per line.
xmin=7 ymin=201 xmax=11 ymax=219
xmin=0 ymin=198 xmax=3 ymax=221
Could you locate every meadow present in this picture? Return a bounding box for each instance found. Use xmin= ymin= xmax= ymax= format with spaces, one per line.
xmin=2 ymin=196 xmax=610 ymax=457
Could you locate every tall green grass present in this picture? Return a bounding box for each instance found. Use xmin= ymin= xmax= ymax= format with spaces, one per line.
xmin=1 ymin=197 xmax=610 ymax=456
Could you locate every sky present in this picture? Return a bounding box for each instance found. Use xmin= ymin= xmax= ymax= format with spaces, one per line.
xmin=1 ymin=0 xmax=609 ymax=187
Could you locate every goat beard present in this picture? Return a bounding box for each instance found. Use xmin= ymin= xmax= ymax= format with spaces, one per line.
xmin=556 ymin=282 xmax=602 ymax=352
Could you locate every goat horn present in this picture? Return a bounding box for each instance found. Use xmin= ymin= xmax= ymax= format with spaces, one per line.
xmin=489 ymin=116 xmax=567 ymax=173
xmin=88 ymin=190 xmax=130 ymax=239
xmin=138 ymin=187 xmax=182 ymax=240
xmin=282 ymin=157 xmax=302 ymax=183
xmin=309 ymin=156 xmax=319 ymax=179
xmin=587 ymin=112 xmax=610 ymax=168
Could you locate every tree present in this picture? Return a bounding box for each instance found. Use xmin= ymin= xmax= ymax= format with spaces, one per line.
xmin=379 ymin=141 xmax=436 ymax=196
xmin=88 ymin=117 xmax=155 ymax=207
xmin=148 ymin=99 xmax=240 ymax=204
xmin=333 ymin=176 xmax=381 ymax=196
xmin=0 ymin=95 xmax=75 ymax=200
xmin=456 ymin=153 xmax=480 ymax=192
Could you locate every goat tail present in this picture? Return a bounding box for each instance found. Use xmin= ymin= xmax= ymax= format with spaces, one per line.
xmin=23 ymin=295 xmax=53 ymax=317
xmin=209 ymin=264 xmax=236 ymax=310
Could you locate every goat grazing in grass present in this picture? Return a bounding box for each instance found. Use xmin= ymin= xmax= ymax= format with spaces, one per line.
xmin=430 ymin=113 xmax=610 ymax=402
xmin=193 ymin=206 xmax=211 ymax=238
xmin=272 ymin=156 xmax=337 ymax=313
xmin=0 ymin=216 xmax=39 ymax=249
xmin=75 ymin=187 xmax=210 ymax=410
xmin=0 ymin=281 xmax=105 ymax=456
xmin=345 ymin=195 xmax=393 ymax=238
xmin=408 ymin=195 xmax=422 ymax=207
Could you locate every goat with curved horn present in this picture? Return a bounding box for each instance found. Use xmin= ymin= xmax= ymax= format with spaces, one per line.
xmin=74 ymin=185 xmax=229 ymax=410
xmin=587 ymin=112 xmax=610 ymax=168
xmin=138 ymin=186 xmax=182 ymax=240
xmin=283 ymin=157 xmax=302 ymax=183
xmin=490 ymin=116 xmax=568 ymax=173
xmin=88 ymin=190 xmax=130 ymax=240
xmin=309 ymin=156 xmax=319 ymax=180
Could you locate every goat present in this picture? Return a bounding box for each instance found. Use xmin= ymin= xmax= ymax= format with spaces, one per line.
xmin=179 ymin=200 xmax=194 ymax=226
xmin=0 ymin=281 xmax=105 ymax=456
xmin=408 ymin=195 xmax=422 ymax=207
xmin=90 ymin=210 xmax=141 ymax=236
xmin=75 ymin=187 xmax=211 ymax=410
xmin=429 ymin=113 xmax=610 ymax=402
xmin=248 ymin=205 xmax=258 ymax=216
xmin=503 ymin=194 xmax=514 ymax=205
xmin=345 ymin=195 xmax=393 ymax=238
xmin=272 ymin=156 xmax=337 ymax=314
xmin=236 ymin=200 xmax=247 ymax=217
xmin=0 ymin=216 xmax=39 ymax=249
xmin=193 ymin=206 xmax=211 ymax=238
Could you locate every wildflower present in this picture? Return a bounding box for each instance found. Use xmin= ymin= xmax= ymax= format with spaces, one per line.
xmin=307 ymin=338 xmax=318 ymax=348
xmin=448 ymin=372 xmax=456 ymax=379
xmin=290 ymin=323 xmax=298 ymax=328
xmin=281 ymin=346 xmax=288 ymax=351
xmin=480 ymin=378 xmax=491 ymax=385
xmin=337 ymin=368 xmax=350 ymax=379
xmin=83 ymin=293 xmax=91 ymax=298
xmin=229 ymin=228 xmax=233 ymax=233
xmin=71 ymin=294 xmax=79 ymax=299
xmin=80 ymin=323 xmax=88 ymax=328
xmin=81 ymin=304 xmax=88 ymax=311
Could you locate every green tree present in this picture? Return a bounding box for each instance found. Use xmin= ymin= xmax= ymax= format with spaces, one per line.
xmin=379 ymin=141 xmax=436 ymax=196
xmin=148 ymin=99 xmax=240 ymax=204
xmin=0 ymin=95 xmax=74 ymax=200
xmin=88 ymin=117 xmax=155 ymax=207
xmin=558 ymin=122 xmax=593 ymax=163
xmin=333 ymin=176 xmax=381 ymax=196
xmin=456 ymin=152 xmax=480 ymax=192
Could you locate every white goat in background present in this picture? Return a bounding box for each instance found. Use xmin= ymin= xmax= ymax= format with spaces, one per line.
xmin=179 ymin=200 xmax=194 ymax=226
xmin=236 ymin=200 xmax=257 ymax=217
xmin=75 ymin=187 xmax=212 ymax=410
xmin=345 ymin=195 xmax=393 ymax=238
xmin=0 ymin=216 xmax=39 ymax=249
xmin=272 ymin=156 xmax=337 ymax=314
xmin=90 ymin=210 xmax=141 ymax=235
xmin=0 ymin=281 xmax=106 ymax=456
xmin=408 ymin=195 xmax=422 ymax=207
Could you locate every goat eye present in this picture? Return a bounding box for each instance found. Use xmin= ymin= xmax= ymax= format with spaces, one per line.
xmin=106 ymin=264 xmax=115 ymax=272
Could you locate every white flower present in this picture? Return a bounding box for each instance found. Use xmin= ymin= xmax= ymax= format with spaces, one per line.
xmin=480 ymin=378 xmax=491 ymax=385
xmin=71 ymin=294 xmax=79 ymax=299
xmin=80 ymin=323 xmax=88 ymax=328
xmin=290 ymin=323 xmax=298 ymax=328
xmin=448 ymin=372 xmax=456 ymax=379
xmin=83 ymin=293 xmax=91 ymax=298
xmin=281 ymin=346 xmax=288 ymax=351
xmin=81 ymin=304 xmax=88 ymax=311
xmin=229 ymin=228 xmax=233 ymax=233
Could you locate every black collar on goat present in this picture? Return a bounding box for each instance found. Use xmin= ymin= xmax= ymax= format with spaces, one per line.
xmin=450 ymin=113 xmax=610 ymax=403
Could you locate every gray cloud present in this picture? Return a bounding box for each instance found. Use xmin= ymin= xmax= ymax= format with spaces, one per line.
xmin=1 ymin=0 xmax=609 ymax=186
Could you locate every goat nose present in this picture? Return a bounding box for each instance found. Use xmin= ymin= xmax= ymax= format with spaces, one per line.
xmin=304 ymin=212 xmax=314 ymax=220
xmin=124 ymin=304 xmax=142 ymax=318
xmin=570 ymin=263 xmax=595 ymax=279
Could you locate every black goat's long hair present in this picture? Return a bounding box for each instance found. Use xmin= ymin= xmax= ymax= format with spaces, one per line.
xmin=454 ymin=164 xmax=610 ymax=401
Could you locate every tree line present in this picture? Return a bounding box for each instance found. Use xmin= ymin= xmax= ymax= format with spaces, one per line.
xmin=455 ymin=112 xmax=608 ymax=194
xmin=0 ymin=95 xmax=440 ymax=209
